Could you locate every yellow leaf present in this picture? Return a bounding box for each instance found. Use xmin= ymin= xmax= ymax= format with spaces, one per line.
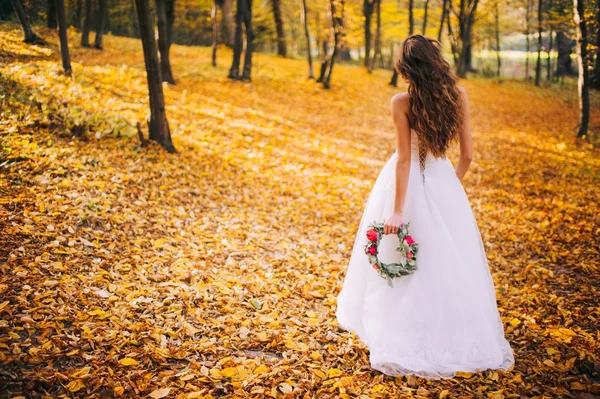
xmin=153 ymin=238 xmax=166 ymax=249
xmin=119 ymin=357 xmax=139 ymax=366
xmin=254 ymin=365 xmax=269 ymax=373
xmin=439 ymin=389 xmax=450 ymax=399
xmin=0 ymin=301 xmax=9 ymax=312
xmin=114 ymin=386 xmax=125 ymax=396
xmin=66 ymin=379 xmax=85 ymax=392
xmin=220 ymin=367 xmax=237 ymax=377
xmin=509 ymin=318 xmax=521 ymax=327
xmin=313 ymin=369 xmax=325 ymax=378
xmin=70 ymin=367 xmax=91 ymax=378
xmin=149 ymin=387 xmax=171 ymax=398
xmin=327 ymin=368 xmax=343 ymax=378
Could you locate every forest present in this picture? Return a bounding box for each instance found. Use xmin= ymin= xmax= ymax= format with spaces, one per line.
xmin=0 ymin=0 xmax=599 ymax=397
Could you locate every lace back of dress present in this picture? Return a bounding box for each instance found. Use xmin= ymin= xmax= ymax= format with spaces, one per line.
xmin=417 ymin=135 xmax=427 ymax=183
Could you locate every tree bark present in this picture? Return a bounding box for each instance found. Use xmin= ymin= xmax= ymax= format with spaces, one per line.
xmin=271 ymin=0 xmax=286 ymax=56
xmin=211 ymin=0 xmax=219 ymax=66
xmin=75 ymin=0 xmax=83 ymax=29
xmin=455 ymin=0 xmax=479 ymax=78
xmin=82 ymin=0 xmax=93 ymax=47
xmin=547 ymin=29 xmax=553 ymax=81
xmin=573 ymin=0 xmax=589 ymax=138
xmin=94 ymin=0 xmax=107 ymax=49
xmin=408 ymin=0 xmax=414 ymax=35
xmin=438 ymin=0 xmax=447 ymax=41
xmin=555 ymin=30 xmax=575 ymax=79
xmin=134 ymin=0 xmax=176 ymax=152
xmin=422 ymin=0 xmax=429 ymax=34
xmin=155 ymin=0 xmax=176 ymax=84
xmin=525 ymin=0 xmax=531 ymax=79
xmin=323 ymin=0 xmax=344 ymax=89
xmin=368 ymin=0 xmax=382 ymax=72
xmin=535 ymin=0 xmax=542 ymax=86
xmin=220 ymin=0 xmax=235 ymax=47
xmin=300 ymin=0 xmax=314 ymax=78
xmin=55 ymin=0 xmax=72 ymax=75
xmin=228 ymin=0 xmax=253 ymax=81
xmin=363 ymin=0 xmax=375 ymax=68
xmin=47 ymin=0 xmax=57 ymax=28
xmin=10 ymin=0 xmax=40 ymax=43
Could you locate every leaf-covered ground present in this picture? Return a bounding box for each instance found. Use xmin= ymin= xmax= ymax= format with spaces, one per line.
xmin=1 ymin=25 xmax=599 ymax=398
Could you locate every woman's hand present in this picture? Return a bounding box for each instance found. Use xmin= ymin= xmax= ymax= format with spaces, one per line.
xmin=384 ymin=212 xmax=403 ymax=235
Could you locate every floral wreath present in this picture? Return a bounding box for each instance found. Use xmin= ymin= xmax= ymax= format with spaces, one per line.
xmin=364 ymin=221 xmax=418 ymax=287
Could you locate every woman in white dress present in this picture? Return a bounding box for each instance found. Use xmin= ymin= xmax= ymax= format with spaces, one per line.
xmin=336 ymin=35 xmax=514 ymax=379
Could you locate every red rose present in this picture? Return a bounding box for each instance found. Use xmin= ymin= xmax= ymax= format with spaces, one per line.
xmin=407 ymin=252 xmax=413 ymax=260
xmin=405 ymin=236 xmax=415 ymax=245
xmin=372 ymin=264 xmax=379 ymax=270
xmin=366 ymin=229 xmax=378 ymax=242
xmin=368 ymin=245 xmax=377 ymax=255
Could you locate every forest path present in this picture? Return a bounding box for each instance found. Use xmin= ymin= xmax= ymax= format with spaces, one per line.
xmin=1 ymin=25 xmax=599 ymax=398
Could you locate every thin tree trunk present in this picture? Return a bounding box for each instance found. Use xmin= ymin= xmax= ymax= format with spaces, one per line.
xmin=592 ymin=0 xmax=600 ymax=88
xmin=75 ymin=0 xmax=83 ymax=29
xmin=271 ymin=0 xmax=286 ymax=56
xmin=94 ymin=0 xmax=107 ymax=49
xmin=446 ymin=2 xmax=459 ymax=66
xmin=456 ymin=0 xmax=479 ymax=77
xmin=155 ymin=0 xmax=176 ymax=84
xmin=10 ymin=0 xmax=40 ymax=43
xmin=525 ymin=0 xmax=531 ymax=80
xmin=368 ymin=0 xmax=381 ymax=72
xmin=228 ymin=0 xmax=253 ymax=80
xmin=55 ymin=0 xmax=72 ymax=75
xmin=573 ymin=0 xmax=589 ymax=138
xmin=323 ymin=0 xmax=344 ymax=89
xmin=221 ymin=0 xmax=235 ymax=47
xmin=495 ymin=1 xmax=501 ymax=78
xmin=535 ymin=0 xmax=542 ymax=86
xmin=47 ymin=0 xmax=57 ymax=28
xmin=300 ymin=0 xmax=314 ymax=78
xmin=422 ymin=0 xmax=429 ymax=34
xmin=364 ymin=0 xmax=374 ymax=67
xmin=438 ymin=0 xmax=447 ymax=41
xmin=547 ymin=29 xmax=553 ymax=81
xmin=135 ymin=0 xmax=176 ymax=152
xmin=211 ymin=0 xmax=219 ymax=66
xmin=82 ymin=0 xmax=93 ymax=47
xmin=408 ymin=0 xmax=414 ymax=35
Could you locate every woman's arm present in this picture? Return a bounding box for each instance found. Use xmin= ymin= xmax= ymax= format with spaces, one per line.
xmin=384 ymin=94 xmax=412 ymax=235
xmin=455 ymin=87 xmax=473 ymax=181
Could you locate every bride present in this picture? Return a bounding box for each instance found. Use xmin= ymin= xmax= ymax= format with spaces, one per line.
xmin=336 ymin=35 xmax=514 ymax=379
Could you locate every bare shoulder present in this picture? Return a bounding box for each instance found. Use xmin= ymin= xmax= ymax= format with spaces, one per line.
xmin=457 ymin=85 xmax=469 ymax=100
xmin=390 ymin=92 xmax=410 ymax=113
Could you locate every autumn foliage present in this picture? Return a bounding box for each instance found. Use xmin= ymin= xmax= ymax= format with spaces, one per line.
xmin=1 ymin=25 xmax=599 ymax=398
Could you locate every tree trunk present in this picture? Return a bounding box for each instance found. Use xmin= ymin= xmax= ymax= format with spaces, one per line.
xmin=75 ymin=0 xmax=83 ymax=29
xmin=446 ymin=3 xmax=459 ymax=65
xmin=408 ymin=0 xmax=414 ymax=35
xmin=271 ymin=0 xmax=286 ymax=56
xmin=592 ymin=0 xmax=600 ymax=89
xmin=94 ymin=0 xmax=107 ymax=49
xmin=10 ymin=0 xmax=40 ymax=43
xmin=228 ymin=0 xmax=253 ymax=81
xmin=211 ymin=0 xmax=219 ymax=66
xmin=220 ymin=0 xmax=235 ymax=47
xmin=547 ymin=29 xmax=553 ymax=81
xmin=47 ymin=0 xmax=57 ymax=28
xmin=368 ymin=0 xmax=382 ymax=72
xmin=495 ymin=2 xmax=501 ymax=78
xmin=300 ymin=0 xmax=314 ymax=78
xmin=555 ymin=30 xmax=575 ymax=78
xmin=155 ymin=0 xmax=176 ymax=84
xmin=573 ymin=0 xmax=589 ymax=138
xmin=55 ymin=0 xmax=72 ymax=75
xmin=135 ymin=0 xmax=176 ymax=153
xmin=535 ymin=0 xmax=542 ymax=86
xmin=363 ymin=0 xmax=374 ymax=68
xmin=456 ymin=0 xmax=479 ymax=78
xmin=323 ymin=0 xmax=344 ymax=89
xmin=525 ymin=0 xmax=531 ymax=79
xmin=422 ymin=0 xmax=428 ymax=34
xmin=82 ymin=0 xmax=93 ymax=47
xmin=438 ymin=0 xmax=447 ymax=41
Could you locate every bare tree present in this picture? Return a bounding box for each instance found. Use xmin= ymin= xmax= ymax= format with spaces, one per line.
xmin=10 ymin=0 xmax=41 ymax=43
xmin=300 ymin=0 xmax=314 ymax=78
xmin=135 ymin=0 xmax=176 ymax=152
xmin=271 ymin=0 xmax=287 ymax=56
xmin=228 ymin=0 xmax=253 ymax=80
xmin=56 ymin=0 xmax=72 ymax=75
xmin=422 ymin=0 xmax=429 ymax=34
xmin=438 ymin=0 xmax=448 ymax=41
xmin=364 ymin=0 xmax=375 ymax=67
xmin=211 ymin=0 xmax=219 ymax=66
xmin=573 ymin=0 xmax=589 ymax=138
xmin=81 ymin=0 xmax=93 ymax=47
xmin=317 ymin=0 xmax=344 ymax=89
xmin=535 ymin=0 xmax=543 ymax=86
xmin=94 ymin=0 xmax=107 ymax=49
xmin=452 ymin=0 xmax=480 ymax=77
xmin=155 ymin=0 xmax=176 ymax=84
xmin=221 ymin=0 xmax=235 ymax=47
xmin=368 ymin=0 xmax=382 ymax=72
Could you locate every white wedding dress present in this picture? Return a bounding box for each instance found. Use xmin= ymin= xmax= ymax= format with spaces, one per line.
xmin=336 ymin=130 xmax=514 ymax=379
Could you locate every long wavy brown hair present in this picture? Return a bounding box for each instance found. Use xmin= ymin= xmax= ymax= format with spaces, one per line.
xmin=395 ymin=35 xmax=463 ymax=158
